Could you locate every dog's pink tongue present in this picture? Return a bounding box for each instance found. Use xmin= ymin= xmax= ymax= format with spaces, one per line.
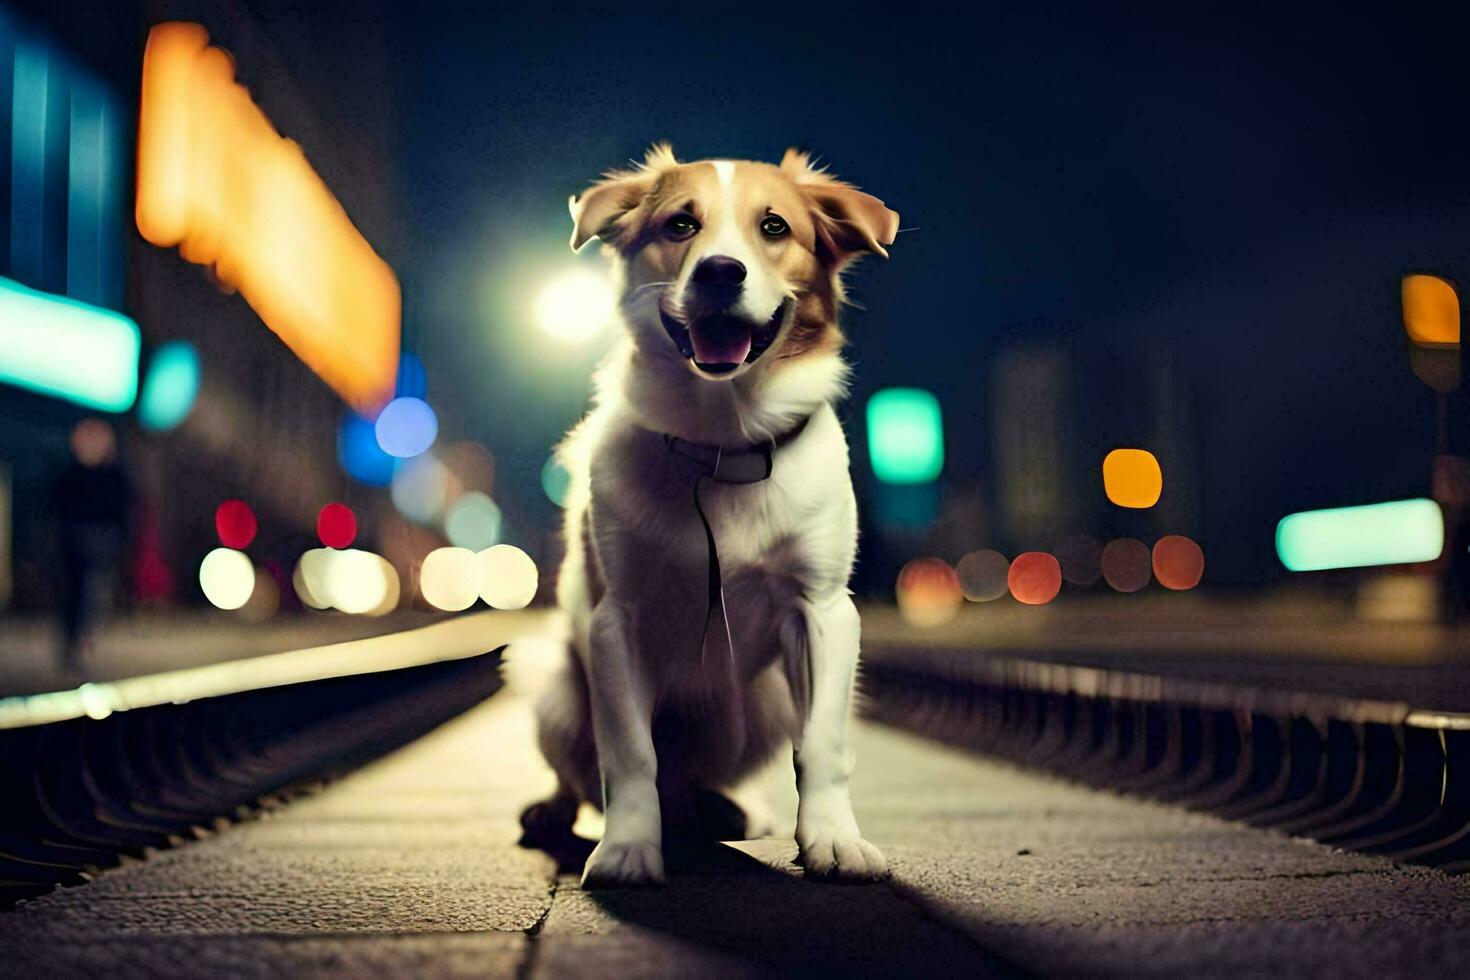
xmin=689 ymin=317 xmax=752 ymax=365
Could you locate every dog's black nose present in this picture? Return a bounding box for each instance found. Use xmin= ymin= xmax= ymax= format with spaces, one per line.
xmin=692 ymin=255 xmax=747 ymax=287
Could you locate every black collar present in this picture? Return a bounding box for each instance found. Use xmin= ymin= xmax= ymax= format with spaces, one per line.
xmin=661 ymin=415 xmax=811 ymax=485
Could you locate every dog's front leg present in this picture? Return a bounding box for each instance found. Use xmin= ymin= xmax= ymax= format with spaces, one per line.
xmin=581 ymin=599 xmax=665 ymax=888
xmin=790 ymin=593 xmax=889 ymax=881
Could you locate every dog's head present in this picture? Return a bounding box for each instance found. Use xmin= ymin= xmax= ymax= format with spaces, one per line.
xmin=570 ymin=144 xmax=899 ymax=381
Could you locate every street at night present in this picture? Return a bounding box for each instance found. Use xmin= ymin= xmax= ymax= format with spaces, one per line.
xmin=3 ymin=3 xmax=1470 ymax=978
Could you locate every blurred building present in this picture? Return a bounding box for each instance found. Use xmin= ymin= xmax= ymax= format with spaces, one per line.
xmin=0 ymin=0 xmax=403 ymax=611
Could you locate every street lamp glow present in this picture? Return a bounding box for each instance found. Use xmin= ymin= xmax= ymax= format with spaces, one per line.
xmin=535 ymin=267 xmax=616 ymax=343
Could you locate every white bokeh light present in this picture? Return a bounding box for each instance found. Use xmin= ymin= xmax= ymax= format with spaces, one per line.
xmin=295 ymin=548 xmax=334 ymax=609
xmin=326 ymin=548 xmax=392 ymax=614
xmin=200 ymin=547 xmax=255 ymax=610
xmin=477 ymin=544 xmax=538 ymax=610
xmin=535 ymin=267 xmax=616 ymax=343
xmin=420 ymin=546 xmax=481 ymax=611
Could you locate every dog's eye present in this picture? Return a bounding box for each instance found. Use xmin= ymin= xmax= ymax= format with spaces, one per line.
xmin=760 ymin=214 xmax=789 ymax=238
xmin=664 ymin=213 xmax=700 ymax=240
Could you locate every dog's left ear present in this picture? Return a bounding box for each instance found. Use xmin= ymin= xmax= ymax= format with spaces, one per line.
xmin=569 ymin=143 xmax=679 ymax=251
xmin=781 ymin=148 xmax=900 ymax=262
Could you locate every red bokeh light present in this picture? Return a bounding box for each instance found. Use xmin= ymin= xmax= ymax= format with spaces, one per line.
xmin=896 ymin=557 xmax=963 ymax=626
xmin=1153 ymin=535 xmax=1205 ymax=590
xmin=317 ymin=502 xmax=357 ymax=549
xmin=1008 ymin=551 xmax=1062 ymax=605
xmin=214 ymin=499 xmax=257 ymax=549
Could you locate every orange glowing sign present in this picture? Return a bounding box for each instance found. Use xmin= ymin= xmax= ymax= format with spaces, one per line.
xmin=136 ymin=22 xmax=399 ymax=414
xmin=1102 ymin=448 xmax=1163 ymax=509
xmin=1402 ymin=274 xmax=1460 ymax=348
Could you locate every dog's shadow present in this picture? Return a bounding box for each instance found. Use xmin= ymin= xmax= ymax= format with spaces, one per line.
xmin=529 ymin=836 xmax=1018 ymax=977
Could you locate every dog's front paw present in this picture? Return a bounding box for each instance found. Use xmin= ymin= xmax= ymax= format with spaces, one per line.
xmin=797 ymin=831 xmax=889 ymax=882
xmin=580 ymin=838 xmax=665 ymax=889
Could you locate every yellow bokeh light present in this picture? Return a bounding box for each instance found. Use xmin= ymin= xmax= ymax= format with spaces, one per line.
xmin=1402 ymin=274 xmax=1460 ymax=348
xmin=1102 ymin=448 xmax=1163 ymax=509
xmin=136 ymin=23 xmax=400 ymax=415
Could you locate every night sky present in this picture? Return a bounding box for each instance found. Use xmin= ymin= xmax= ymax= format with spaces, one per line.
xmin=288 ymin=6 xmax=1470 ymax=584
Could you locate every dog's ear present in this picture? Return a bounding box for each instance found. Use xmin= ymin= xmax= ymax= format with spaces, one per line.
xmin=569 ymin=143 xmax=680 ymax=251
xmin=780 ymin=148 xmax=900 ymax=263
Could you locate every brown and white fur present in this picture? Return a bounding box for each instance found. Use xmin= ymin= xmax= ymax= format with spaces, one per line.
xmin=525 ymin=144 xmax=900 ymax=888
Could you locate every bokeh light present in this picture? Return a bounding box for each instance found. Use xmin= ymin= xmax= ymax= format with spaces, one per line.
xmin=292 ymin=548 xmax=399 ymax=614
xmin=866 ymin=388 xmax=944 ymax=484
xmin=1402 ymin=274 xmax=1460 ymax=347
xmin=0 ymin=274 xmax=141 ymax=411
xmin=1102 ymin=448 xmax=1162 ymax=509
xmin=1008 ymin=551 xmax=1062 ymax=605
xmin=324 ymin=548 xmax=392 ymax=614
xmin=338 ymin=411 xmax=396 ymax=486
xmin=542 ymin=454 xmax=572 ymax=508
xmin=137 ymin=340 xmax=200 ymax=431
xmin=294 ymin=549 xmax=333 ymax=610
xmin=1055 ymin=533 xmax=1103 ymax=586
xmin=1276 ymin=499 xmax=1444 ymax=571
xmin=375 ymin=396 xmax=438 ymax=458
xmin=955 ymin=549 xmax=1010 ymax=601
xmin=391 ymin=453 xmax=451 ymax=525
xmin=1102 ymin=538 xmax=1153 ymax=592
xmin=896 ymin=557 xmax=962 ymax=627
xmin=1153 ymin=535 xmax=1205 ymax=590
xmin=420 ymin=546 xmax=481 ymax=611
xmin=317 ymin=503 xmax=357 ymax=549
xmin=366 ymin=555 xmax=402 ymax=616
xmin=214 ymin=499 xmax=257 ymax=549
xmin=536 ymin=266 xmax=617 ymax=342
xmin=445 ymin=491 xmax=502 ymax=550
xmin=478 ymin=544 xmax=539 ymax=609
xmin=199 ymin=547 xmax=255 ymax=610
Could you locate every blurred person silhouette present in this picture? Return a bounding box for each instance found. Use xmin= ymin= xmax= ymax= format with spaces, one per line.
xmin=52 ymin=418 xmax=133 ymax=675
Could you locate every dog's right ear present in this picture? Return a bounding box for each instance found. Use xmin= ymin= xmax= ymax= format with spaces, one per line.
xmin=569 ymin=143 xmax=679 ymax=251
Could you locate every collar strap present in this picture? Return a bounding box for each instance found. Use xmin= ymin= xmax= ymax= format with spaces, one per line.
xmin=662 ymin=415 xmax=810 ymax=485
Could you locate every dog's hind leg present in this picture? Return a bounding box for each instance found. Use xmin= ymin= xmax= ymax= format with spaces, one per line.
xmin=520 ymin=649 xmax=600 ymax=850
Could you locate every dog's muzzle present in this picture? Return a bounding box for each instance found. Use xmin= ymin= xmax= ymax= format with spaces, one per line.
xmin=659 ymin=299 xmax=789 ymax=375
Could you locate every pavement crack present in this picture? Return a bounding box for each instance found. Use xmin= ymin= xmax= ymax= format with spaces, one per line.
xmin=513 ymin=874 xmax=559 ymax=980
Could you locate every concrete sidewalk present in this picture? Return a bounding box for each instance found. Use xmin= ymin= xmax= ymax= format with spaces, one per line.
xmin=2 ymin=683 xmax=1467 ymax=977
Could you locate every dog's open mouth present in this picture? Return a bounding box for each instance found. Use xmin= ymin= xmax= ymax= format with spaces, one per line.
xmin=660 ymin=300 xmax=788 ymax=375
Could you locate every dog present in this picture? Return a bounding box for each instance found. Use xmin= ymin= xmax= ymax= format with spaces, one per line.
xmin=521 ymin=143 xmax=900 ymax=888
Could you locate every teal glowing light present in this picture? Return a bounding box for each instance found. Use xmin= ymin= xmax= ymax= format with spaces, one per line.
xmin=866 ymin=387 xmax=944 ymax=484
xmin=138 ymin=341 xmax=200 ymax=431
xmin=0 ymin=275 xmax=139 ymax=411
xmin=1276 ymin=499 xmax=1444 ymax=572
xmin=541 ymin=455 xmax=571 ymax=508
xmin=444 ymin=491 xmax=503 ymax=550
